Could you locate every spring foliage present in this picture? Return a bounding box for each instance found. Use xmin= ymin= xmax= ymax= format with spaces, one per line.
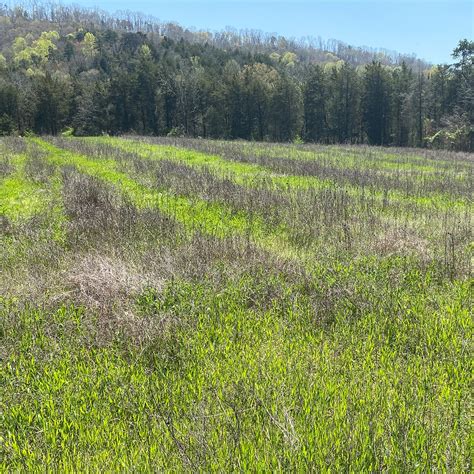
xmin=0 ymin=5 xmax=472 ymax=150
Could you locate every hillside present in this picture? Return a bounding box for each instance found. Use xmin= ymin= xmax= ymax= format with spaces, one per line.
xmin=0 ymin=3 xmax=429 ymax=67
xmin=0 ymin=3 xmax=472 ymax=150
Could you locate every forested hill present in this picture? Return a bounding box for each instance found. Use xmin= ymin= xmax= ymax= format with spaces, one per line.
xmin=0 ymin=3 xmax=472 ymax=151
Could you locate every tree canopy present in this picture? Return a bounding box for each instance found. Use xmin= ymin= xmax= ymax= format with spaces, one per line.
xmin=0 ymin=3 xmax=471 ymax=150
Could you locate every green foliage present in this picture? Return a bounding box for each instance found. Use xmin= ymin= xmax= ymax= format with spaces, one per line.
xmin=167 ymin=126 xmax=185 ymax=138
xmin=0 ymin=9 xmax=470 ymax=150
xmin=292 ymin=134 xmax=304 ymax=144
xmin=13 ymin=31 xmax=59 ymax=69
xmin=0 ymin=54 xmax=7 ymax=71
xmin=281 ymin=51 xmax=298 ymax=67
xmin=0 ymin=114 xmax=15 ymax=135
xmin=452 ymin=38 xmax=474 ymax=71
xmin=82 ymin=32 xmax=98 ymax=58
xmin=61 ymin=127 xmax=74 ymax=137
xmin=139 ymin=44 xmax=152 ymax=60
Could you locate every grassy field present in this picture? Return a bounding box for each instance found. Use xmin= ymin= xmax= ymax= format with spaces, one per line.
xmin=0 ymin=136 xmax=472 ymax=471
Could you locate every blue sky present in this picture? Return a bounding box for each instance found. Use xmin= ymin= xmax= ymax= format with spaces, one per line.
xmin=72 ymin=1 xmax=472 ymax=64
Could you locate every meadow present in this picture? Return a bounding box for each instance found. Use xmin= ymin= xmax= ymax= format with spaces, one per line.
xmin=0 ymin=136 xmax=472 ymax=471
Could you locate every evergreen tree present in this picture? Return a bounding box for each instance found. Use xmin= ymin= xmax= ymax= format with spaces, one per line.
xmin=391 ymin=62 xmax=412 ymax=146
xmin=303 ymin=65 xmax=326 ymax=142
xmin=270 ymin=73 xmax=302 ymax=141
xmin=363 ymin=62 xmax=391 ymax=145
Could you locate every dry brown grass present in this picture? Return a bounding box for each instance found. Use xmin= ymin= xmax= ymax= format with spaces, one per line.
xmin=63 ymin=252 xmax=167 ymax=343
xmin=375 ymin=227 xmax=430 ymax=260
xmin=66 ymin=252 xmax=152 ymax=309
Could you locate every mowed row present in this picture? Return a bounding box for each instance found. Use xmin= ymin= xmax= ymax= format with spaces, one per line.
xmin=0 ymin=136 xmax=472 ymax=471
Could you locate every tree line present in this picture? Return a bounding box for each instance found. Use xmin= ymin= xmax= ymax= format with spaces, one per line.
xmin=0 ymin=4 xmax=472 ymax=150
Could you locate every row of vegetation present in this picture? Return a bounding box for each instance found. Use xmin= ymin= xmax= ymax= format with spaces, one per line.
xmin=1 ymin=136 xmax=472 ymax=470
xmin=0 ymin=3 xmax=472 ymax=150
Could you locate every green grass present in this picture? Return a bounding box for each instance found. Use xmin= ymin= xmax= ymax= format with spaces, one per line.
xmin=0 ymin=149 xmax=67 ymax=277
xmin=0 ymin=136 xmax=472 ymax=471
xmin=0 ymin=154 xmax=52 ymax=221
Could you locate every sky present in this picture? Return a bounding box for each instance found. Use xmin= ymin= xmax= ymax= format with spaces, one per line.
xmin=70 ymin=0 xmax=472 ymax=64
